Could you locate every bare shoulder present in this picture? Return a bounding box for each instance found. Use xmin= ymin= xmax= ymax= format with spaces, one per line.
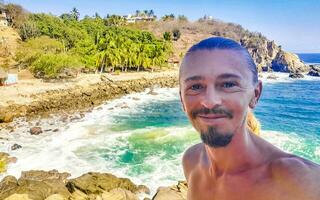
xmin=182 ymin=143 xmax=204 ymax=181
xmin=270 ymin=155 xmax=320 ymax=198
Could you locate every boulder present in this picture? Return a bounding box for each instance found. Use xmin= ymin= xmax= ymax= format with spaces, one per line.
xmin=271 ymin=51 xmax=309 ymax=73
xmin=101 ymin=188 xmax=139 ymax=200
xmin=152 ymin=181 xmax=187 ymax=200
xmin=4 ymin=194 xmax=32 ymax=200
xmin=308 ymin=65 xmax=320 ymax=77
xmin=30 ymin=126 xmax=43 ymax=135
xmin=289 ymin=73 xmax=304 ymax=79
xmin=0 ymin=170 xmax=71 ymax=200
xmin=66 ymin=172 xmax=139 ymax=195
xmin=0 ymin=112 xmax=14 ymax=123
xmin=20 ymin=170 xmax=71 ymax=183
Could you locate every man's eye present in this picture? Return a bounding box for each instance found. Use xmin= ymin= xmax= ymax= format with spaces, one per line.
xmin=191 ymin=84 xmax=203 ymax=90
xmin=222 ymin=82 xmax=236 ymax=88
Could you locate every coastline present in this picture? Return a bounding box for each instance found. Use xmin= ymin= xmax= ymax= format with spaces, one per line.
xmin=0 ymin=70 xmax=179 ymax=126
xmin=1 ymin=70 xmax=319 ymax=200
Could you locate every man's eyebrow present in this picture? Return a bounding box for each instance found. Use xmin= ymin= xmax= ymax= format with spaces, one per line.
xmin=184 ymin=76 xmax=204 ymax=83
xmin=217 ymin=73 xmax=242 ymax=79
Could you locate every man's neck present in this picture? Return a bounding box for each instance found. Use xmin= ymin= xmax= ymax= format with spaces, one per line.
xmin=205 ymin=127 xmax=265 ymax=178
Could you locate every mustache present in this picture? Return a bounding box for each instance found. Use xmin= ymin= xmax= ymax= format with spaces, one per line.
xmin=191 ymin=107 xmax=233 ymax=119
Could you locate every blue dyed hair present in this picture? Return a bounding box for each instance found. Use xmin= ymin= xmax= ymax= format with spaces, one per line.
xmin=183 ymin=37 xmax=258 ymax=84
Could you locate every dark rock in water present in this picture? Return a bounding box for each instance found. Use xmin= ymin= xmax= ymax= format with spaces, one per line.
xmin=308 ymin=65 xmax=320 ymax=77
xmin=267 ymin=74 xmax=278 ymax=80
xmin=138 ymin=184 xmax=151 ymax=194
xmin=52 ymin=128 xmax=59 ymax=132
xmin=271 ymin=51 xmax=309 ymax=73
xmin=30 ymin=127 xmax=43 ymax=135
xmin=153 ymin=181 xmax=188 ymax=200
xmin=11 ymin=143 xmax=22 ymax=150
xmin=289 ymin=73 xmax=304 ymax=78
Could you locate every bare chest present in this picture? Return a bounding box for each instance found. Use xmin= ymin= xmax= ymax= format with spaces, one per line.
xmin=187 ymin=171 xmax=301 ymax=200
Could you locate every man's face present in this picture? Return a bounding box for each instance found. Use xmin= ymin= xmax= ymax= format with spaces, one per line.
xmin=179 ymin=49 xmax=262 ymax=148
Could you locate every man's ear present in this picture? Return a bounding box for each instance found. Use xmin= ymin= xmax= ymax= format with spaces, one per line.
xmin=179 ymin=90 xmax=186 ymax=112
xmin=249 ymin=81 xmax=262 ymax=109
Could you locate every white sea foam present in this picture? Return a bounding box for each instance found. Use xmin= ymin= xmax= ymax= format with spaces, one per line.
xmin=1 ymin=86 xmax=319 ymax=199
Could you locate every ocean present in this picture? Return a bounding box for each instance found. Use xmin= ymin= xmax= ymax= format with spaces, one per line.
xmin=0 ymin=54 xmax=319 ymax=197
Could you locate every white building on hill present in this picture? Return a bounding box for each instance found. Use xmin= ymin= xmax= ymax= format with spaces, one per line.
xmin=124 ymin=14 xmax=155 ymax=23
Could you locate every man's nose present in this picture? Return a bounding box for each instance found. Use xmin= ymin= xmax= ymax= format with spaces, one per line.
xmin=201 ymin=86 xmax=222 ymax=109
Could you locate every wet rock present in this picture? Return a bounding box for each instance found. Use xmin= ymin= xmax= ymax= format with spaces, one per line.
xmin=289 ymin=73 xmax=304 ymax=79
xmin=52 ymin=128 xmax=59 ymax=132
xmin=11 ymin=143 xmax=22 ymax=150
xmin=30 ymin=127 xmax=43 ymax=135
xmin=137 ymin=185 xmax=150 ymax=194
xmin=308 ymin=65 xmax=320 ymax=77
xmin=153 ymin=181 xmax=187 ymax=200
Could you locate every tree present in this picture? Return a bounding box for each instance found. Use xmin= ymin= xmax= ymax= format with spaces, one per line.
xmin=163 ymin=31 xmax=172 ymax=41
xmin=71 ymin=7 xmax=80 ymax=21
xmin=148 ymin=9 xmax=154 ymax=17
xmin=135 ymin=10 xmax=141 ymax=17
xmin=178 ymin=15 xmax=188 ymax=22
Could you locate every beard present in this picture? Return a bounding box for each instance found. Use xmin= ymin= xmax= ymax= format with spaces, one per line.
xmin=200 ymin=126 xmax=234 ymax=148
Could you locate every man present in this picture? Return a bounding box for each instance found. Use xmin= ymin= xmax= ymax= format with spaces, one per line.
xmin=179 ymin=37 xmax=320 ymax=200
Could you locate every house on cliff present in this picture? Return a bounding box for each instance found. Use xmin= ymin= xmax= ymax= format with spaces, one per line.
xmin=124 ymin=14 xmax=155 ymax=23
xmin=0 ymin=5 xmax=9 ymax=27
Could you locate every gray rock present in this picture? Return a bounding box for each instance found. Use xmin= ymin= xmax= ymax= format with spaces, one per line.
xmin=308 ymin=65 xmax=320 ymax=77
xmin=11 ymin=144 xmax=22 ymax=150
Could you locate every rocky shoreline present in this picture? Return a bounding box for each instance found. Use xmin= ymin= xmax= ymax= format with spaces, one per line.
xmin=0 ymin=71 xmax=179 ymax=125
xmin=0 ymin=169 xmax=187 ymax=200
xmin=0 ymin=71 xmax=186 ymax=200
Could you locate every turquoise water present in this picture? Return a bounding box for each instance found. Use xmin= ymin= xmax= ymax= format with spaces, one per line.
xmin=85 ymin=79 xmax=320 ymax=188
xmin=2 ymin=77 xmax=319 ymax=195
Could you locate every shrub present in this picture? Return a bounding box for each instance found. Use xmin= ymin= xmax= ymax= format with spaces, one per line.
xmin=30 ymin=53 xmax=82 ymax=78
xmin=163 ymin=31 xmax=172 ymax=41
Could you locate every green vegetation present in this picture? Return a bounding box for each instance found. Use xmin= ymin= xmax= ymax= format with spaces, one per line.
xmin=0 ymin=160 xmax=6 ymax=173
xmin=14 ymin=9 xmax=172 ymax=78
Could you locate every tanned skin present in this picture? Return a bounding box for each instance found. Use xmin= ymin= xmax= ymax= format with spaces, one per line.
xmin=179 ymin=49 xmax=320 ymax=200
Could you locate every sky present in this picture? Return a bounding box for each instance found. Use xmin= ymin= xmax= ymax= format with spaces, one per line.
xmin=5 ymin=0 xmax=320 ymax=53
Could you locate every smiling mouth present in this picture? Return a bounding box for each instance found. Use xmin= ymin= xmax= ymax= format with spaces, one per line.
xmin=197 ymin=114 xmax=228 ymax=119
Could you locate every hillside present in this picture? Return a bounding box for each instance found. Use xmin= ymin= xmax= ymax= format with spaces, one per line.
xmin=127 ymin=19 xmax=309 ymax=73
xmin=0 ymin=27 xmax=20 ymax=70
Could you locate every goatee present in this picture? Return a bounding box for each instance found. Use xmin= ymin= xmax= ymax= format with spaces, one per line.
xmin=200 ymin=126 xmax=233 ymax=148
